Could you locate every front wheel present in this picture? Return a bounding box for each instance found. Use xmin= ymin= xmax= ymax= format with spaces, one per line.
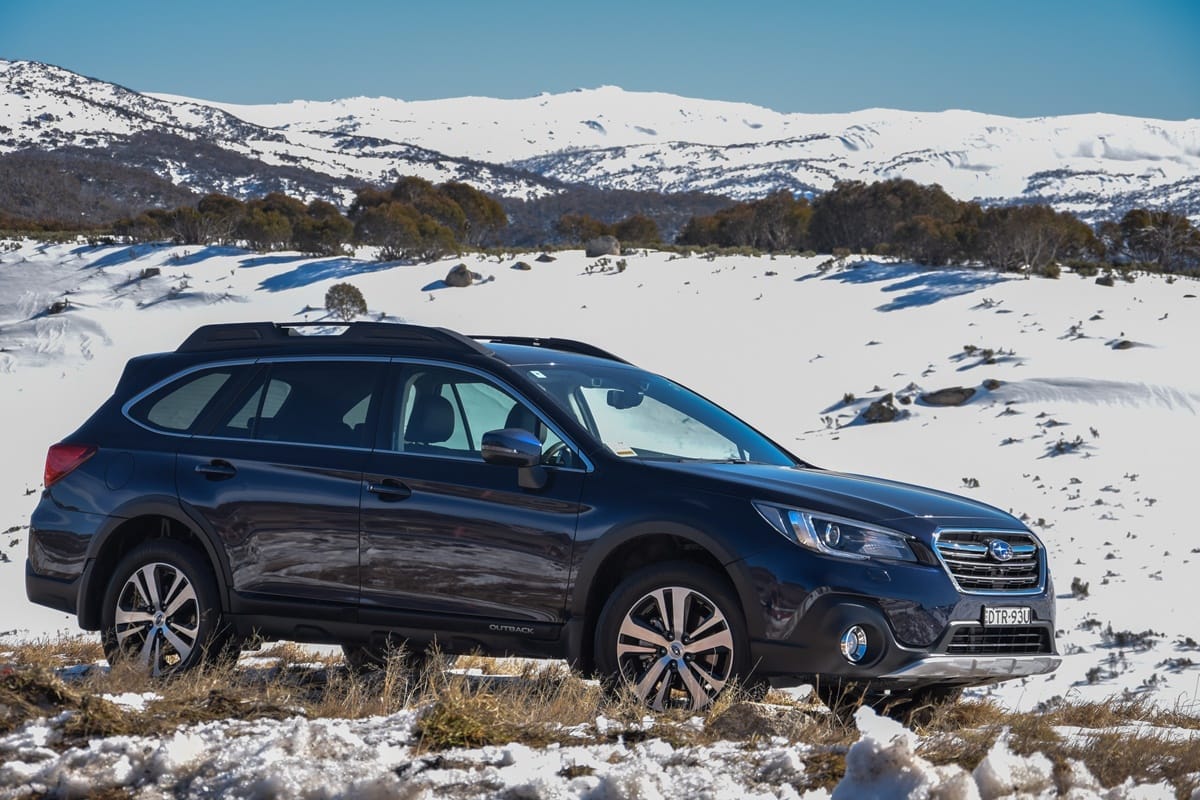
xmin=100 ymin=540 xmax=230 ymax=676
xmin=594 ymin=562 xmax=754 ymax=711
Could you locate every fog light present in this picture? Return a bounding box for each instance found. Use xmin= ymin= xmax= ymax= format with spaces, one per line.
xmin=840 ymin=625 xmax=868 ymax=663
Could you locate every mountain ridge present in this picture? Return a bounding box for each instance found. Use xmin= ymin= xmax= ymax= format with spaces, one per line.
xmin=2 ymin=59 xmax=1198 ymax=223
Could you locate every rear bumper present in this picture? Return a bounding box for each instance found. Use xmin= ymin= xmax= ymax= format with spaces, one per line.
xmin=25 ymin=559 xmax=80 ymax=616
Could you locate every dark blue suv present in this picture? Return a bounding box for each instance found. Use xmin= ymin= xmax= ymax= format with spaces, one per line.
xmin=26 ymin=322 xmax=1058 ymax=713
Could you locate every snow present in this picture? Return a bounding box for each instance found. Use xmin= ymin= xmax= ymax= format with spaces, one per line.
xmin=2 ymin=703 xmax=1191 ymax=798
xmin=2 ymin=240 xmax=1200 ymax=795
xmin=833 ymin=707 xmax=978 ymax=799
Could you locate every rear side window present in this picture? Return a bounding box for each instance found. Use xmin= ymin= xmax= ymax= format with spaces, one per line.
xmin=209 ymin=361 xmax=382 ymax=448
xmin=129 ymin=368 xmax=242 ymax=433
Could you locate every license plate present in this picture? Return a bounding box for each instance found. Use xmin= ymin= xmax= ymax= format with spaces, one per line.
xmin=983 ymin=606 xmax=1032 ymax=626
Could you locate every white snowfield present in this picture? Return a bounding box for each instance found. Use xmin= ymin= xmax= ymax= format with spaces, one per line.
xmin=2 ymin=241 xmax=1200 ymax=796
xmin=2 ymin=58 xmax=1198 ymax=217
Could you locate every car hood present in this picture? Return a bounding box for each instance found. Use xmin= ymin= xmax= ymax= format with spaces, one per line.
xmin=645 ymin=461 xmax=1022 ymax=535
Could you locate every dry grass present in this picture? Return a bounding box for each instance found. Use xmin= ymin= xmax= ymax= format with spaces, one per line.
xmin=2 ymin=639 xmax=1199 ymax=796
xmin=916 ymin=696 xmax=1200 ymax=798
xmin=1 ymin=634 xmax=105 ymax=669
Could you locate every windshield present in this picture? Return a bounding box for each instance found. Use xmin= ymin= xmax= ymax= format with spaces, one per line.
xmin=516 ymin=362 xmax=795 ymax=466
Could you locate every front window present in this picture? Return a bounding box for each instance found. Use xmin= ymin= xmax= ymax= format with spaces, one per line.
xmin=516 ymin=363 xmax=795 ymax=466
xmin=390 ymin=365 xmax=574 ymax=466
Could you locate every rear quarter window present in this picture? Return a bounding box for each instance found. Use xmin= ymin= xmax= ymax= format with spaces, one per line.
xmin=128 ymin=368 xmax=241 ymax=433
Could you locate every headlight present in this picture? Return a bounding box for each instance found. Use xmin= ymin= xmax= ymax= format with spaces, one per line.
xmin=752 ymin=502 xmax=917 ymax=563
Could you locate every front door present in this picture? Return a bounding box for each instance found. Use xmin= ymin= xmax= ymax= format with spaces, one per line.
xmin=359 ymin=363 xmax=586 ymax=628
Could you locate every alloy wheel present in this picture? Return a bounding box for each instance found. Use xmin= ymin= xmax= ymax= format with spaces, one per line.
xmin=112 ymin=561 xmax=200 ymax=676
xmin=615 ymin=585 xmax=734 ymax=710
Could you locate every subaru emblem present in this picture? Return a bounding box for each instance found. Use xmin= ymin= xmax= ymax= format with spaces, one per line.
xmin=988 ymin=539 xmax=1014 ymax=562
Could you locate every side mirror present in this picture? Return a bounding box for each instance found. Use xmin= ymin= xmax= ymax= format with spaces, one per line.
xmin=481 ymin=428 xmax=542 ymax=468
xmin=482 ymin=428 xmax=548 ymax=490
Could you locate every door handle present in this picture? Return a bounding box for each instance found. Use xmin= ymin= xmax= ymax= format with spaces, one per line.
xmin=367 ymin=480 xmax=412 ymax=501
xmin=195 ymin=460 xmax=237 ymax=479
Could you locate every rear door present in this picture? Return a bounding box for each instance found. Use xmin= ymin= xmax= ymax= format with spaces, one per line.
xmin=359 ymin=362 xmax=587 ymax=631
xmin=176 ymin=358 xmax=385 ymax=614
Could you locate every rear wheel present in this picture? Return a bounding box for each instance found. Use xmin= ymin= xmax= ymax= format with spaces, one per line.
xmin=594 ymin=562 xmax=755 ymax=711
xmin=100 ymin=540 xmax=231 ymax=676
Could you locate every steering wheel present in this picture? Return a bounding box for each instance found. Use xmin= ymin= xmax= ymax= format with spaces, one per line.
xmin=541 ymin=441 xmax=572 ymax=467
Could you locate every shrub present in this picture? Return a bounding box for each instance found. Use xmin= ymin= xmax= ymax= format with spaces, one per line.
xmin=1067 ymin=260 xmax=1099 ymax=278
xmin=325 ymin=283 xmax=367 ymax=321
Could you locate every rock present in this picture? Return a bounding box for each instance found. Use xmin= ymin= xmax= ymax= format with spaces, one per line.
xmin=707 ymin=702 xmax=809 ymax=740
xmin=585 ymin=235 xmax=621 ymax=257
xmin=1112 ymin=339 xmax=1135 ymax=350
xmin=535 ymin=253 xmax=557 ymax=263
xmin=45 ymin=299 xmax=70 ymax=315
xmin=982 ymin=378 xmax=1003 ymax=391
xmin=512 ymin=261 xmax=532 ymax=271
xmin=445 ymin=263 xmax=481 ymax=288
xmin=920 ymin=386 xmax=976 ymax=406
xmin=861 ymin=393 xmax=899 ymax=423
xmin=1095 ymin=274 xmax=1115 ymax=287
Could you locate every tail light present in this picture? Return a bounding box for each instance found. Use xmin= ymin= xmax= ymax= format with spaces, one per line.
xmin=44 ymin=444 xmax=97 ymax=488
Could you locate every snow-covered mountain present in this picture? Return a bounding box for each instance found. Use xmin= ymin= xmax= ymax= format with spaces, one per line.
xmin=3 ymin=59 xmax=1199 ymax=222
xmin=0 ymin=60 xmax=561 ymax=206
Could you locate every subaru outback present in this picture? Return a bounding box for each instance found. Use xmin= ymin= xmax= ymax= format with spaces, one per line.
xmin=26 ymin=322 xmax=1059 ymax=713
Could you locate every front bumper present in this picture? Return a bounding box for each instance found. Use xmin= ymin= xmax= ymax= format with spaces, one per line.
xmin=739 ymin=547 xmax=1058 ymax=689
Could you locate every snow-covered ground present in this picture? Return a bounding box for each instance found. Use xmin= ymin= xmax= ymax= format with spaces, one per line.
xmin=2 ymin=241 xmax=1199 ymax=796
xmin=2 ymin=700 xmax=1188 ymax=800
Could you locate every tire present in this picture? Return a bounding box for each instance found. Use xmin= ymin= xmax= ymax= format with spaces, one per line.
xmin=593 ymin=562 xmax=754 ymax=711
xmin=341 ymin=641 xmax=457 ymax=675
xmin=100 ymin=540 xmax=231 ymax=676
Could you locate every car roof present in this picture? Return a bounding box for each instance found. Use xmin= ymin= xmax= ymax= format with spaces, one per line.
xmin=486 ymin=342 xmax=635 ymax=371
xmin=173 ymin=322 xmax=634 ymax=370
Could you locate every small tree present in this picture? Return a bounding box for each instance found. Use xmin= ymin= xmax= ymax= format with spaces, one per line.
xmin=613 ymin=214 xmax=662 ymax=246
xmin=325 ymin=282 xmax=367 ymax=321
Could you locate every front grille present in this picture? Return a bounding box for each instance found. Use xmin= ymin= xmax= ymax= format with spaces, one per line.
xmin=946 ymin=625 xmax=1052 ymax=655
xmin=934 ymin=530 xmax=1042 ymax=593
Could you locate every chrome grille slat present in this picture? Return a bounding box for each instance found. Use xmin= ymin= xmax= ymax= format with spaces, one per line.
xmin=933 ymin=529 xmax=1044 ymax=595
xmin=941 ymin=556 xmax=1036 ymax=567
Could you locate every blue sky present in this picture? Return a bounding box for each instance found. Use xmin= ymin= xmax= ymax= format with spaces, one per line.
xmin=1 ymin=0 xmax=1196 ymax=118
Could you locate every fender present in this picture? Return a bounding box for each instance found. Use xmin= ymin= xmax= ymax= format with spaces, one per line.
xmin=567 ymin=518 xmax=764 ymax=641
xmin=77 ymin=495 xmax=235 ymax=629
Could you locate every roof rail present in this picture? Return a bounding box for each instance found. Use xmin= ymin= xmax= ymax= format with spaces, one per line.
xmin=177 ymin=322 xmax=493 ymax=356
xmin=471 ymin=335 xmax=630 ymax=364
